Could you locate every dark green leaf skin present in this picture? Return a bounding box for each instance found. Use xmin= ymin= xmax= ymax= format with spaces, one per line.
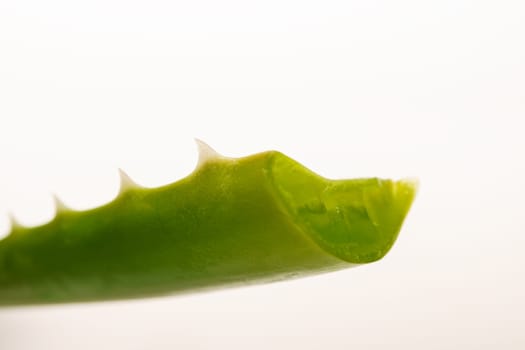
xmin=0 ymin=150 xmax=417 ymax=306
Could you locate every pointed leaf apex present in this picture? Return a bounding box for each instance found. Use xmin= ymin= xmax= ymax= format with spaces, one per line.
xmin=195 ymin=139 xmax=222 ymax=167
xmin=118 ymin=168 xmax=139 ymax=193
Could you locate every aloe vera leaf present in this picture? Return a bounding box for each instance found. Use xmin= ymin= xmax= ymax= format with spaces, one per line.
xmin=0 ymin=142 xmax=417 ymax=305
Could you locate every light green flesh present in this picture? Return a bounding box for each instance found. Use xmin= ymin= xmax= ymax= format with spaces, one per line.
xmin=270 ymin=153 xmax=417 ymax=263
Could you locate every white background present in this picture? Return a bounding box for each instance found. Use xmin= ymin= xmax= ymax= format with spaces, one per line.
xmin=0 ymin=1 xmax=524 ymax=348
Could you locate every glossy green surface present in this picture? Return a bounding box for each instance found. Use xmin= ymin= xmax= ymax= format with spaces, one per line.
xmin=0 ymin=148 xmax=417 ymax=305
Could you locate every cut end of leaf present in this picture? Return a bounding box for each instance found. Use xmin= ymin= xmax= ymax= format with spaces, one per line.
xmin=268 ymin=153 xmax=417 ymax=264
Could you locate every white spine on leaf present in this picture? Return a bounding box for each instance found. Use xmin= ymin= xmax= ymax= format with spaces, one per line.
xmin=118 ymin=168 xmax=140 ymax=194
xmin=194 ymin=139 xmax=223 ymax=168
